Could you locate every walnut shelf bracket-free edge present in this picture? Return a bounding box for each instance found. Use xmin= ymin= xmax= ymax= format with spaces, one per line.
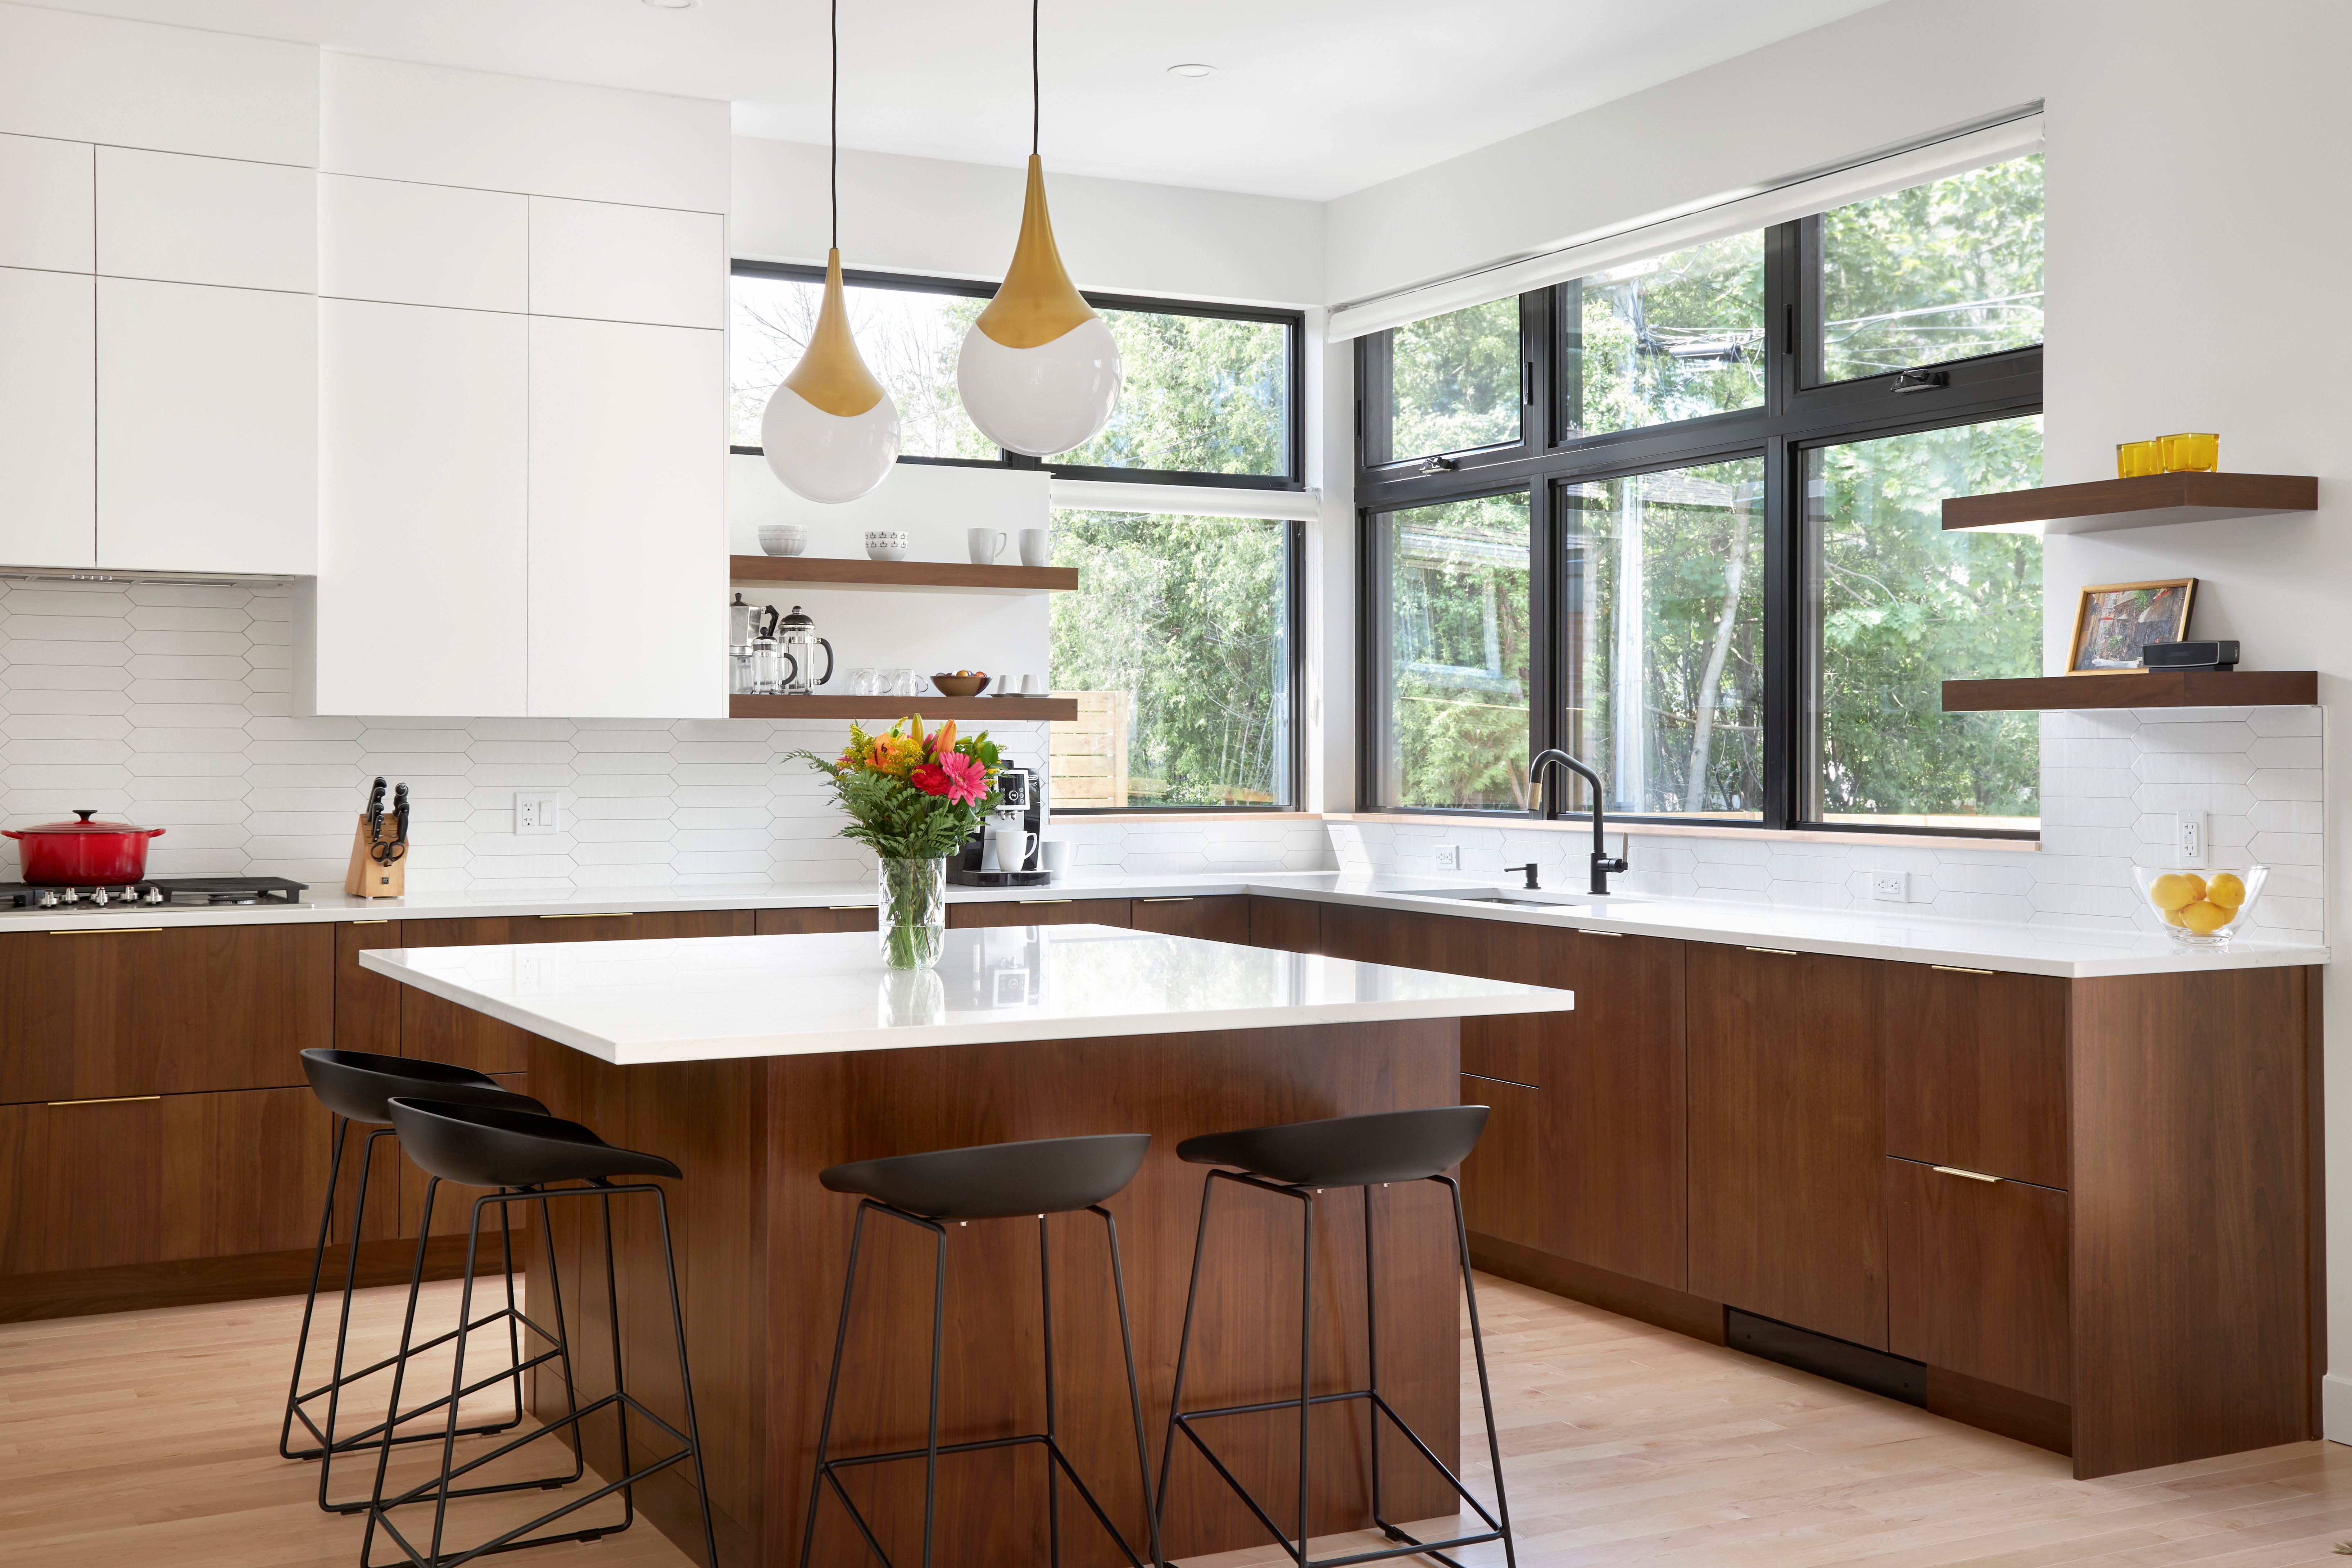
xmin=1941 ymin=472 xmax=2317 ymax=534
xmin=1942 ymin=670 xmax=2319 ymax=712
xmin=730 ymin=556 xmax=1080 ymax=594
xmin=728 ymin=695 xmax=1078 ymax=721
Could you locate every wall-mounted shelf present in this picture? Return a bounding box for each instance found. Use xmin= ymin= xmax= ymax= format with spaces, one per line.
xmin=729 ymin=694 xmax=1078 ymax=721
xmin=730 ymin=556 xmax=1079 ymax=594
xmin=1941 ymin=472 xmax=2317 ymax=534
xmin=1943 ymin=670 xmax=2318 ymax=712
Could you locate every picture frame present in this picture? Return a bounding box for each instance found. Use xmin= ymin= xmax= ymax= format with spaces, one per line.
xmin=2067 ymin=578 xmax=2197 ymax=673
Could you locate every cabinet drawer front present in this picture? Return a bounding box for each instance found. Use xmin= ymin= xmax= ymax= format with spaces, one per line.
xmin=754 ymin=906 xmax=879 ymax=935
xmin=522 ymin=909 xmax=754 ymax=943
xmin=1884 ymin=963 xmax=2067 ymax=1187
xmin=1886 ymin=1156 xmax=2068 ymax=1402
xmin=946 ymin=899 xmax=1130 ymax=930
xmin=1460 ymin=1073 xmax=1549 ymax=1253
xmin=1128 ymin=895 xmax=1250 ymax=944
xmin=0 ymin=923 xmax=332 ymax=1103
xmin=1245 ymin=896 xmax=1320 ymax=954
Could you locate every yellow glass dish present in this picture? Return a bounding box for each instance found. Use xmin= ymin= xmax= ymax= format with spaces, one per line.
xmin=2116 ymin=439 xmax=2162 ymax=477
xmin=2158 ymin=432 xmax=2219 ymax=472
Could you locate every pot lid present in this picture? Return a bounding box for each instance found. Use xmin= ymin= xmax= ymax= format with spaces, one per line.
xmin=13 ymin=808 xmax=155 ymax=835
xmin=779 ymin=604 xmax=817 ymax=629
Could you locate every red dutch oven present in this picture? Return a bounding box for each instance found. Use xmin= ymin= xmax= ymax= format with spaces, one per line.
xmin=3 ymin=809 xmax=167 ymax=885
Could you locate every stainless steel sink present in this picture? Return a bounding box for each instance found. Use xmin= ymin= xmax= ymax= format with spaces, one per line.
xmin=1413 ymin=888 xmax=1595 ymax=910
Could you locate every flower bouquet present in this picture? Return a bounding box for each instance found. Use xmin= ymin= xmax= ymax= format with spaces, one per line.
xmin=792 ymin=717 xmax=1000 ymax=969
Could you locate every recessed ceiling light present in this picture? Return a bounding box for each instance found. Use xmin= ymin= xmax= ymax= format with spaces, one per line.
xmin=1167 ymin=63 xmax=1215 ymax=78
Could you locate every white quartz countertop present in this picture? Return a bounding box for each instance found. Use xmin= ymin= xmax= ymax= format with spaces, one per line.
xmin=358 ymin=924 xmax=1575 ymax=1065
xmin=3 ymin=867 xmax=2321 ymax=979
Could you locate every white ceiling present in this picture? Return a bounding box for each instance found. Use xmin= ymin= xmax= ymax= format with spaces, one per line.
xmin=35 ymin=0 xmax=1887 ymax=199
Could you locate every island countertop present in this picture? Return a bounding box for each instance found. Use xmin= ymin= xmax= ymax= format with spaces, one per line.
xmin=358 ymin=921 xmax=1575 ymax=1065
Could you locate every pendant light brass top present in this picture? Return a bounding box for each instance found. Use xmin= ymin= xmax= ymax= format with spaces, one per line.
xmin=974 ymin=155 xmax=1098 ymax=349
xmin=783 ymin=248 xmax=887 ymax=417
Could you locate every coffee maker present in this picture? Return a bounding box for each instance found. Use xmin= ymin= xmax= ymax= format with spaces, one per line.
xmin=950 ymin=761 xmax=1049 ymax=887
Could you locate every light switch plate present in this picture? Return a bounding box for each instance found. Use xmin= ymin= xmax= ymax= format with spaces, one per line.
xmin=515 ymin=793 xmax=561 ymax=835
xmin=1870 ymin=870 xmax=1906 ymax=902
xmin=1434 ymin=845 xmax=1460 ymax=871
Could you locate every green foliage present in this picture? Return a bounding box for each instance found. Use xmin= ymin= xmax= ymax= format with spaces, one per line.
xmin=1061 ymin=312 xmax=1288 ymax=474
xmin=787 ymin=718 xmax=1003 ymax=857
xmin=1050 ymin=511 xmax=1288 ymax=805
xmin=1384 ymin=298 xmax=1522 ymax=461
xmin=1573 ymin=232 xmax=1765 ymax=436
xmin=1824 ymin=154 xmax=2043 ymax=380
xmin=1387 ymin=494 xmax=1532 ymax=809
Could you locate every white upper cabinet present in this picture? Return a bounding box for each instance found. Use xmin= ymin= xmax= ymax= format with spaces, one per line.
xmin=98 ymin=277 xmax=316 ymax=576
xmin=527 ymin=198 xmax=725 ymax=329
xmin=0 ymin=133 xmax=94 ymax=273
xmin=318 ymin=174 xmax=527 ymax=313
xmin=0 ymin=268 xmax=96 ymax=568
xmin=308 ymin=298 xmax=528 ymax=716
xmin=527 ymin=317 xmax=724 ymax=718
xmin=97 ymin=146 xmax=315 ymax=294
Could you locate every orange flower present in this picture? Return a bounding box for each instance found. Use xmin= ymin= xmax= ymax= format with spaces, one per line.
xmin=929 ymin=719 xmax=958 ymax=755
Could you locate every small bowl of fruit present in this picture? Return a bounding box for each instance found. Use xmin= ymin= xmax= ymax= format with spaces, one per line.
xmin=930 ymin=670 xmax=990 ymax=698
xmin=2132 ymin=865 xmax=2267 ymax=946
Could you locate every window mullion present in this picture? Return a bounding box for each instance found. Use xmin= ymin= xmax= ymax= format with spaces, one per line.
xmin=1760 ymin=434 xmax=1798 ymax=832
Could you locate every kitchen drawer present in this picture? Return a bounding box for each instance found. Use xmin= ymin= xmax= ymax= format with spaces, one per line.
xmin=1127 ymin=894 xmax=1250 ymax=944
xmin=519 ymin=909 xmax=754 ymax=943
xmin=1316 ymin=904 xmax=1453 ymax=967
xmin=1460 ymin=1073 xmax=1548 ymax=1253
xmin=1883 ymin=962 xmax=2068 ymax=1188
xmin=340 ymin=917 xmax=532 ymax=1075
xmin=755 ymin=906 xmax=879 ymax=935
xmin=946 ymin=898 xmax=1130 ymax=930
xmin=1245 ymin=895 xmax=1320 ymax=954
xmin=0 ymin=1086 xmax=335 ymax=1275
xmin=1887 ymin=1156 xmax=2069 ymax=1402
xmin=0 ymin=923 xmax=331 ymax=1103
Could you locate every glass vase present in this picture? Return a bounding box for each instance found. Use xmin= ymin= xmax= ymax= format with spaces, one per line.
xmin=877 ymin=856 xmax=947 ymax=970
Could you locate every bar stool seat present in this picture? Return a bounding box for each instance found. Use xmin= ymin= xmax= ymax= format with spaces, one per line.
xmin=362 ymin=1097 xmax=717 ymax=1568
xmin=805 ymin=1133 xmax=1159 ymax=1568
xmin=1161 ymin=1105 xmax=1517 ymax=1568
xmin=279 ymin=1048 xmax=548 ymax=1515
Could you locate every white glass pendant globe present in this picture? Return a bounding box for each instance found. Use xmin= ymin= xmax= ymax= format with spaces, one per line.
xmin=761 ymin=248 xmax=900 ymax=504
xmin=956 ymin=315 xmax=1120 ymax=457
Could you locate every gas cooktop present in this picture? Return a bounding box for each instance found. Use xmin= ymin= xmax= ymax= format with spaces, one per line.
xmin=0 ymin=875 xmax=309 ymax=910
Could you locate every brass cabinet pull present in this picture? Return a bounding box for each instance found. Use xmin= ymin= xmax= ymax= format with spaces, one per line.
xmin=1744 ymin=946 xmax=1798 ymax=956
xmin=1578 ymin=929 xmax=1622 ymax=937
xmin=1019 ymin=898 xmax=1073 ymax=905
xmin=537 ymin=912 xmax=635 ymax=920
xmin=49 ymin=926 xmax=162 ymax=936
xmin=825 ymin=905 xmax=870 ymax=911
xmin=1930 ymin=964 xmax=1994 ymax=976
xmin=47 ymin=1095 xmax=161 ymax=1106
xmin=1933 ymin=1165 xmax=2003 ymax=1183
xmin=350 ymin=918 xmax=390 ymax=925
xmin=1139 ymin=896 xmax=1194 ymax=903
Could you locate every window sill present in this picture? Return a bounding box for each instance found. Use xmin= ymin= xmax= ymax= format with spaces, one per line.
xmin=1323 ymin=812 xmax=2041 ymax=853
xmin=1055 ymin=810 xmax=1326 ymax=822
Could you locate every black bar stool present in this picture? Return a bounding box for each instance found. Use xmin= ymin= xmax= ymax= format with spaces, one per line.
xmin=280 ymin=1047 xmax=552 ymax=1514
xmin=803 ymin=1134 xmax=1159 ymax=1568
xmin=1158 ymin=1106 xmax=1515 ymax=1568
xmin=362 ymin=1096 xmax=719 ymax=1568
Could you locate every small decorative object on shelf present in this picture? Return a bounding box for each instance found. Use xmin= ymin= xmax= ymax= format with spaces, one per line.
xmin=792 ymin=716 xmax=1002 ymax=970
xmin=2133 ymin=865 xmax=2266 ymax=946
xmin=2141 ymin=639 xmax=2240 ymax=673
xmin=758 ymin=524 xmax=808 ymax=557
xmin=865 ymin=529 xmax=909 ymax=561
xmin=2116 ymin=439 xmax=2162 ymax=477
xmin=2067 ymin=578 xmax=2194 ymax=673
xmin=2157 ymin=432 xmax=2219 ymax=472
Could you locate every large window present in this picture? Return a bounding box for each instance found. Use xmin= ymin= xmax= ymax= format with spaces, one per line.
xmin=1048 ymin=509 xmax=1301 ymax=810
xmin=1359 ymin=150 xmax=2044 ymax=839
xmin=731 ymin=261 xmax=1304 ymax=488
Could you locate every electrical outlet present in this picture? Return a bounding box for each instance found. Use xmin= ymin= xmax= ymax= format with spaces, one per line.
xmin=1434 ymin=845 xmax=1460 ymax=871
xmin=515 ymin=793 xmax=562 ymax=835
xmin=2175 ymin=810 xmax=2206 ymax=866
xmin=1871 ymin=870 xmax=1906 ymax=902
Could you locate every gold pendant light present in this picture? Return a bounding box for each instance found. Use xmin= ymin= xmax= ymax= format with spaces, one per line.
xmin=954 ymin=0 xmax=1123 ymax=456
xmin=759 ymin=0 xmax=900 ymax=503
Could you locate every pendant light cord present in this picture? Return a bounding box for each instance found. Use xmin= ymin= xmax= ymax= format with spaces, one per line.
xmin=1030 ymin=0 xmax=1039 ymax=156
xmin=829 ymin=0 xmax=839 ymax=251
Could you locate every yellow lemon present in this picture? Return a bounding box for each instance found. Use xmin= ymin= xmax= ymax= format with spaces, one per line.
xmin=2206 ymin=872 xmax=2246 ymax=909
xmin=2160 ymin=906 xmax=2188 ymax=928
xmin=2148 ymin=872 xmax=2202 ymax=912
xmin=2179 ymin=900 xmax=2232 ymax=934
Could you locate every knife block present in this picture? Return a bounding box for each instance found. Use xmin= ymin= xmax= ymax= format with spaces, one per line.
xmin=344 ymin=812 xmax=408 ymax=898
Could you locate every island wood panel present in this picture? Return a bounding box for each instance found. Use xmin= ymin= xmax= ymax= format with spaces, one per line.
xmin=1126 ymin=894 xmax=1251 ymax=944
xmin=1460 ymin=1072 xmax=1546 ymax=1251
xmin=944 ymin=898 xmax=1131 ymax=930
xmin=1687 ymin=943 xmax=1888 ymax=1349
xmin=338 ymin=917 xmax=533 ymax=1076
xmin=753 ymin=906 xmax=878 ymax=935
xmin=2066 ymin=965 xmax=2317 ymax=1479
xmin=1886 ymin=1157 xmax=2069 ymax=1402
xmin=1244 ymin=894 xmax=1320 ymax=955
xmin=528 ymin=1018 xmax=1462 ymax=1568
xmin=1883 ymin=962 xmax=2068 ymax=1188
xmin=0 ymin=923 xmax=331 ymax=1104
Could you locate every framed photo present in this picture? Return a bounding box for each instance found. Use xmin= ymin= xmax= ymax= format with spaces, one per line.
xmin=2068 ymin=579 xmax=2196 ymax=673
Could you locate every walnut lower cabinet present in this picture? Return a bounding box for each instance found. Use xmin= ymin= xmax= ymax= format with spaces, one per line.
xmin=1886 ymin=1157 xmax=2068 ymax=1402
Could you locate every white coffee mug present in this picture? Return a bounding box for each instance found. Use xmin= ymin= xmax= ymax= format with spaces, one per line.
xmin=1039 ymin=839 xmax=1072 ymax=878
xmin=985 ymin=823 xmax=1038 ymax=873
xmin=1019 ymin=528 xmax=1051 ymax=567
xmin=968 ymin=527 xmax=1007 ymax=565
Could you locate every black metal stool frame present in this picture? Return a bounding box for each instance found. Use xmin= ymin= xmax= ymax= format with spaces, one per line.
xmin=801 ymin=1197 xmax=1161 ymax=1568
xmin=276 ymin=1114 xmax=537 ymax=1515
xmin=360 ymin=1176 xmax=719 ymax=1568
xmin=1157 ymin=1170 xmax=1516 ymax=1568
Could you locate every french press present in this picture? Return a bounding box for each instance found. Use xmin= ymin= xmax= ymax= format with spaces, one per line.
xmin=748 ymin=605 xmax=800 ymax=695
xmin=775 ymin=605 xmax=835 ymax=695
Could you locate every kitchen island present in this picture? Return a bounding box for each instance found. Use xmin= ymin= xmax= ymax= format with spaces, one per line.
xmin=361 ymin=922 xmax=1574 ymax=1567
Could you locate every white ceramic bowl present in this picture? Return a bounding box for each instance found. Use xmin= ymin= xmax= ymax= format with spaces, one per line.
xmin=865 ymin=530 xmax=910 ymax=562
xmin=758 ymin=524 xmax=808 ymax=557
xmin=2131 ymin=865 xmax=2268 ymax=945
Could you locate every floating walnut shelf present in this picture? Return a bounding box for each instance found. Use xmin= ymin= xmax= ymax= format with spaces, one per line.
xmin=1941 ymin=472 xmax=2317 ymax=534
xmin=1942 ymin=670 xmax=2318 ymax=712
xmin=729 ymin=556 xmax=1079 ymax=593
xmin=728 ymin=695 xmax=1077 ymax=721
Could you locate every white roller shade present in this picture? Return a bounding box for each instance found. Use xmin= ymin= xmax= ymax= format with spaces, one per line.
xmin=1049 ymin=479 xmax=1322 ymax=521
xmin=1328 ymin=110 xmax=2044 ymax=342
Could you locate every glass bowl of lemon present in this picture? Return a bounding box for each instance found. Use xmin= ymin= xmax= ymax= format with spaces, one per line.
xmin=2131 ymin=866 xmax=2267 ymax=946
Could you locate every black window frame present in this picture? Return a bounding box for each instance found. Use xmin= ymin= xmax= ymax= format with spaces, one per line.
xmin=1355 ymin=199 xmax=2044 ymax=842
xmin=729 ymin=258 xmax=1308 ymax=492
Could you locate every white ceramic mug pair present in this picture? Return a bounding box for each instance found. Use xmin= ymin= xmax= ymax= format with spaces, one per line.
xmin=969 ymin=527 xmax=1053 ymax=567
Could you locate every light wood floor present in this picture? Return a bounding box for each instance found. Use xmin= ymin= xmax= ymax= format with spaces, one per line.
xmin=5 ymin=1273 xmax=2352 ymax=1566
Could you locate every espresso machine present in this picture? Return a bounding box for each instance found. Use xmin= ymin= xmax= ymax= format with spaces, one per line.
xmin=950 ymin=761 xmax=1049 ymax=887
